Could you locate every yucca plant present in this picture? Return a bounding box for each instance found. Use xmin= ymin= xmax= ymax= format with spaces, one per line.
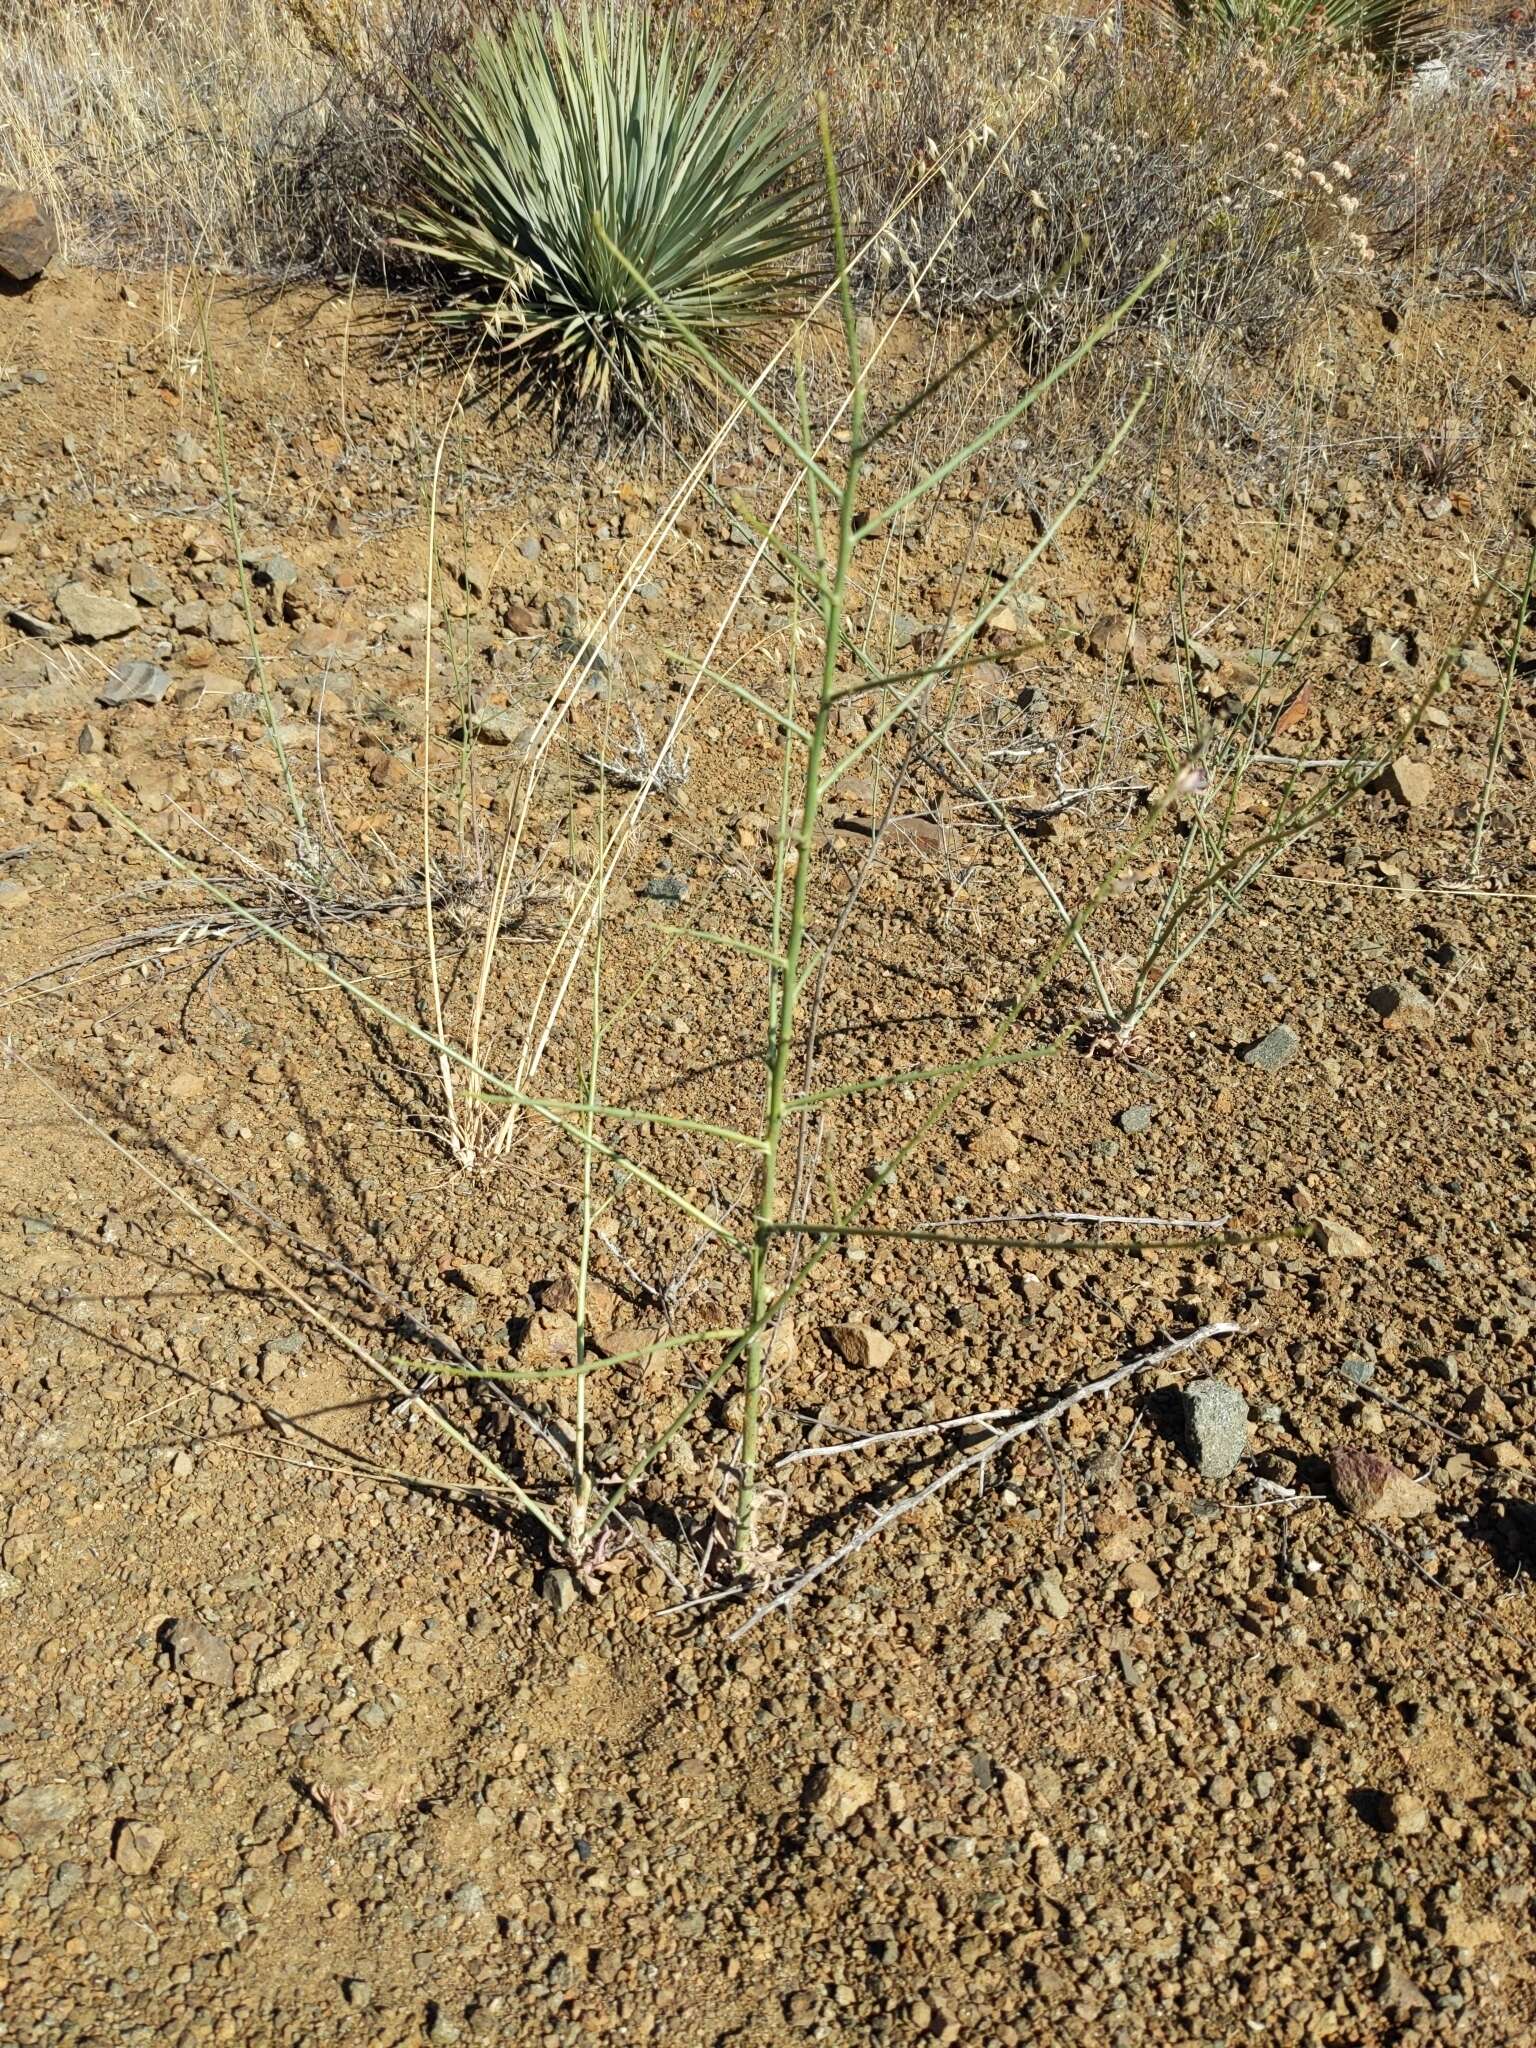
xmin=1165 ymin=0 xmax=1438 ymax=65
xmin=393 ymin=4 xmax=821 ymax=413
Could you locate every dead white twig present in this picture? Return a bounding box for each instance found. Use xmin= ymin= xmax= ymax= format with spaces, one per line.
xmin=731 ymin=1322 xmax=1240 ymax=1637
xmin=938 ymin=1207 xmax=1227 ymax=1233
xmin=777 ymin=1407 xmax=1015 ymax=1470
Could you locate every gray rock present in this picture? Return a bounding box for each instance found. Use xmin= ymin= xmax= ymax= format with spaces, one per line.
xmin=1032 ymin=1569 xmax=1071 ymax=1620
xmin=1242 ymin=1023 xmax=1299 ymax=1073
xmin=518 ymin=535 xmax=542 ymax=560
xmin=539 ymin=1567 xmax=577 ymax=1616
xmin=1314 ymin=1214 xmax=1374 ymax=1259
xmin=1182 ymin=1377 xmax=1249 ymax=1479
xmin=242 ymin=550 xmax=298 ymax=589
xmin=1458 ymin=648 xmax=1501 ymax=685
xmin=642 ymin=874 xmax=688 ymax=903
xmin=128 ymin=560 xmax=174 ymax=609
xmin=167 ymin=1616 xmax=235 ymax=1687
xmin=47 ymin=1860 xmax=86 ymax=1911
xmin=1339 ymin=1354 xmax=1376 ymax=1387
xmin=460 ymin=707 xmax=535 ymax=751
xmin=1 ymin=1782 xmax=82 ymax=1843
xmin=6 ymin=604 xmax=68 ymax=647
xmin=55 ymin=582 xmax=140 ymax=641
xmin=98 ymin=659 xmax=171 ymax=708
xmin=1118 ymin=1104 xmax=1154 ymax=1135
xmin=1 ymin=645 xmax=56 ymax=689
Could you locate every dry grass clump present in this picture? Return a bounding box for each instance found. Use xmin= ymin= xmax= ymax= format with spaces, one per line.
xmin=0 ymin=0 xmax=329 ymax=270
xmin=1 ymin=0 xmax=1529 ymax=295
xmin=833 ymin=6 xmax=1534 ymax=318
xmin=0 ymin=0 xmax=480 ymax=272
xmin=0 ymin=0 xmax=1529 ymax=452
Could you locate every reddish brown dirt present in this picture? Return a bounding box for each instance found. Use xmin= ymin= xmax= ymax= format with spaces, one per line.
xmin=2 ymin=270 xmax=1535 ymax=2046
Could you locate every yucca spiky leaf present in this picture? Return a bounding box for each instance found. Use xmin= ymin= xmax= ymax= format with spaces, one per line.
xmin=393 ymin=5 xmax=821 ymax=414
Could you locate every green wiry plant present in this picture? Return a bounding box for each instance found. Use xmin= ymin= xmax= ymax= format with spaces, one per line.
xmin=393 ymin=3 xmax=821 ymax=414
xmin=84 ymin=104 xmax=1424 ymax=1619
xmin=1164 ymin=0 xmax=1439 ymax=64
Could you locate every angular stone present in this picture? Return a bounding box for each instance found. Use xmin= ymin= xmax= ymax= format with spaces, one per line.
xmin=128 ymin=560 xmax=174 ymax=609
xmin=519 ymin=1309 xmax=579 ymax=1366
xmin=806 ymin=1761 xmax=877 ymax=1826
xmin=999 ymin=1768 xmax=1032 ymax=1831
xmin=0 ymin=189 xmax=58 ymax=284
xmin=825 ymin=1322 xmax=894 ymax=1371
xmin=1380 ymin=1790 xmax=1429 ymax=1837
xmin=98 ymin=660 xmax=171 ymax=708
xmin=446 ymin=1261 xmax=506 ymax=1299
xmin=1 ymin=1782 xmax=82 ymax=1843
xmin=1241 ymin=1023 xmax=1299 ymax=1072
xmin=56 ymin=582 xmax=139 ymax=641
xmin=242 ymin=550 xmax=298 ymax=589
xmin=1458 ymin=648 xmax=1501 ymax=686
xmin=1033 ymin=1569 xmax=1071 ymax=1620
xmin=1181 ymin=1377 xmax=1249 ymax=1479
xmin=461 ymin=707 xmax=535 ymax=750
xmin=539 ymin=1567 xmax=576 ymax=1616
xmin=1367 ymin=980 xmax=1435 ymax=1031
xmin=1314 ymin=1216 xmax=1374 ymax=1260
xmin=1439 ymin=1907 xmax=1505 ymax=1954
xmin=449 ymin=553 xmax=493 ymax=599
xmin=1372 ymin=757 xmax=1434 ymax=809
xmin=7 ymin=603 xmax=67 ymax=647
xmin=1329 ymin=1447 xmax=1437 ymax=1523
xmin=1376 ymin=1958 xmax=1431 ymax=2016
xmin=112 ymin=1818 xmax=166 ymax=1875
xmin=167 ymin=1616 xmax=235 ymax=1687
xmin=295 ymin=624 xmax=364 ymax=664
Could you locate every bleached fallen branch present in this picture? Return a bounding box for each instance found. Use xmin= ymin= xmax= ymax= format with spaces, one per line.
xmin=731 ymin=1321 xmax=1240 ymax=1637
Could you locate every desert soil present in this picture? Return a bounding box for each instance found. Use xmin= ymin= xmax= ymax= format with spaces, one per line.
xmin=2 ymin=270 xmax=1535 ymax=2047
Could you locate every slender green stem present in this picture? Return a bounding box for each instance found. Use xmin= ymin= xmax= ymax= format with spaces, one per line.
xmin=736 ymin=101 xmax=864 ymax=1570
